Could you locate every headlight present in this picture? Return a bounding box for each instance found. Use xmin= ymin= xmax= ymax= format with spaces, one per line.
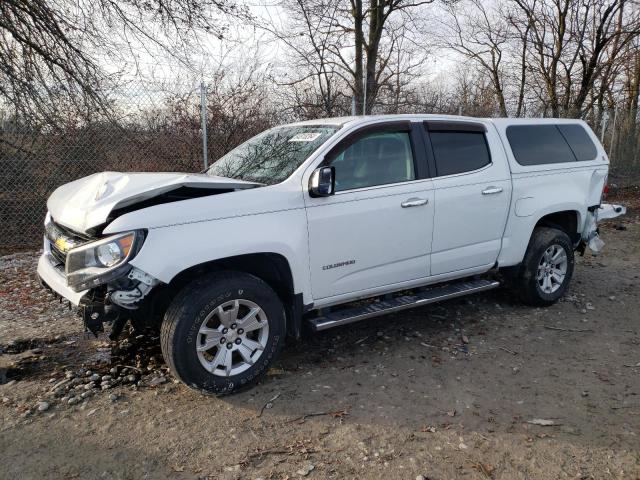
xmin=66 ymin=231 xmax=142 ymax=291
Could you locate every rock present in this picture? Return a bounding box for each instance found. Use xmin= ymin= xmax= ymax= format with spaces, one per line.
xmin=101 ymin=375 xmax=112 ymax=382
xmin=149 ymin=376 xmax=167 ymax=386
xmin=526 ymin=418 xmax=558 ymax=426
xmin=126 ymin=375 xmax=137 ymax=383
xmin=585 ymin=302 xmax=595 ymax=310
xmin=90 ymin=374 xmax=100 ymax=382
xmin=85 ymin=370 xmax=93 ymax=377
xmin=110 ymin=367 xmax=118 ymax=376
xmin=416 ymin=476 xmax=427 ymax=480
xmin=109 ymin=394 xmax=119 ymax=402
xmin=37 ymin=401 xmax=50 ymax=412
xmin=296 ymin=464 xmax=315 ymax=476
xmin=2 ymin=397 xmax=10 ymax=404
xmin=86 ymin=408 xmax=97 ymax=417
xmin=609 ymin=295 xmax=616 ymax=301
xmin=68 ymin=397 xmax=81 ymax=405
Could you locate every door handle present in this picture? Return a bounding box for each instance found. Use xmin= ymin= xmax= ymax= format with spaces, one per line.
xmin=401 ymin=197 xmax=428 ymax=208
xmin=482 ymin=186 xmax=503 ymax=195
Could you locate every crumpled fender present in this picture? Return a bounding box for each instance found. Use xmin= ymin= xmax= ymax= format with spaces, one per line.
xmin=582 ymin=203 xmax=627 ymax=254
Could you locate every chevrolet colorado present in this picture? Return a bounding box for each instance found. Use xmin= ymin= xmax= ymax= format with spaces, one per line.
xmin=37 ymin=115 xmax=625 ymax=394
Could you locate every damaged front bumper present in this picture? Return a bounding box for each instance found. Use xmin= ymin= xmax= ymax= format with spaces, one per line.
xmin=582 ymin=203 xmax=627 ymax=254
xmin=37 ymin=242 xmax=160 ymax=337
xmin=37 ymin=249 xmax=89 ymax=307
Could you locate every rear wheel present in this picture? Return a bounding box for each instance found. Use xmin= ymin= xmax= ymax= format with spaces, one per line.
xmin=160 ymin=271 xmax=286 ymax=394
xmin=512 ymin=227 xmax=575 ymax=306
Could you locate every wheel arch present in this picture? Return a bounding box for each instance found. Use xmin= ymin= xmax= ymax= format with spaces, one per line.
xmin=164 ymin=253 xmax=304 ymax=339
xmin=533 ymin=209 xmax=582 ymax=245
xmin=498 ymin=205 xmax=584 ymax=268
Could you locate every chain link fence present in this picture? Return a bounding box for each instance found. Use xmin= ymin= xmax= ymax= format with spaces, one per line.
xmin=0 ymin=80 xmax=274 ymax=253
xmin=1 ymin=79 xmax=639 ymax=254
xmin=598 ymin=108 xmax=640 ymax=183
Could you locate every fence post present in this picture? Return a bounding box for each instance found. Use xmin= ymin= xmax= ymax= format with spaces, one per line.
xmin=610 ymin=103 xmax=618 ymax=162
xmin=600 ymin=110 xmax=609 ymax=143
xmin=363 ymin=75 xmax=367 ymax=115
xmin=200 ymin=82 xmax=208 ymax=170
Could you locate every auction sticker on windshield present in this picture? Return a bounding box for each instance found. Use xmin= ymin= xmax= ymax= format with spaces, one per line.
xmin=289 ymin=132 xmax=322 ymax=142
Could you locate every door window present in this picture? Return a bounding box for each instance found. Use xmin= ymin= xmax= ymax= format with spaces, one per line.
xmin=429 ymin=131 xmax=491 ymax=176
xmin=328 ymin=132 xmax=415 ymax=191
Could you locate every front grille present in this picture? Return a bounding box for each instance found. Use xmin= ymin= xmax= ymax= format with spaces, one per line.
xmin=50 ymin=243 xmax=67 ymax=265
xmin=45 ymin=219 xmax=92 ymax=266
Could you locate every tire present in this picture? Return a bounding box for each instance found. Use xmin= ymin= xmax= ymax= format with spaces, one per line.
xmin=513 ymin=227 xmax=575 ymax=306
xmin=160 ymin=271 xmax=286 ymax=395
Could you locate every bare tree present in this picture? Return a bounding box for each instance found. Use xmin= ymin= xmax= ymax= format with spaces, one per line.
xmin=0 ymin=0 xmax=244 ymax=125
xmin=512 ymin=0 xmax=639 ymax=117
xmin=262 ymin=0 xmax=434 ymax=115
xmin=442 ymin=0 xmax=511 ymax=116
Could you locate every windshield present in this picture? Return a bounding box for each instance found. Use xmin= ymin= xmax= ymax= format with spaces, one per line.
xmin=206 ymin=125 xmax=340 ymax=185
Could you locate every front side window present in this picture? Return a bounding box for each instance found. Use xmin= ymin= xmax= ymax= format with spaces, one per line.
xmin=328 ymin=131 xmax=415 ymax=192
xmin=429 ymin=131 xmax=491 ymax=176
xmin=207 ymin=125 xmax=339 ymax=185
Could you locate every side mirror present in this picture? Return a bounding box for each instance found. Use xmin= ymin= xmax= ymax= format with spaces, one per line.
xmin=309 ymin=166 xmax=335 ymax=197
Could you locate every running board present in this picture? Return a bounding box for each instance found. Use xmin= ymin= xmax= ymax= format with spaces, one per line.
xmin=308 ymin=279 xmax=500 ymax=332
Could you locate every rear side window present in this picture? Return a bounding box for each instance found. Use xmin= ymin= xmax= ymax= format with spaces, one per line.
xmin=557 ymin=124 xmax=598 ymax=161
xmin=429 ymin=131 xmax=491 ymax=176
xmin=506 ymin=124 xmax=597 ymax=165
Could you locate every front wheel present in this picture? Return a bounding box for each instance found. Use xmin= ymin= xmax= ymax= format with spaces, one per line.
xmin=512 ymin=227 xmax=575 ymax=306
xmin=160 ymin=271 xmax=286 ymax=394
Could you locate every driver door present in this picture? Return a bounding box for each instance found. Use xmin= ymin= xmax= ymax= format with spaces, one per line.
xmin=304 ymin=122 xmax=434 ymax=302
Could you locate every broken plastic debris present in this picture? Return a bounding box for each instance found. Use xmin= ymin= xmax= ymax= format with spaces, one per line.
xmin=588 ymin=234 xmax=605 ymax=254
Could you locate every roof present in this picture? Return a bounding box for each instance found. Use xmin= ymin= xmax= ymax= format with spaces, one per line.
xmin=285 ymin=114 xmax=487 ymax=128
xmin=285 ymin=114 xmax=589 ymax=129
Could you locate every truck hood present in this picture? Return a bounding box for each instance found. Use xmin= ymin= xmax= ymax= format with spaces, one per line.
xmin=47 ymin=171 xmax=260 ymax=234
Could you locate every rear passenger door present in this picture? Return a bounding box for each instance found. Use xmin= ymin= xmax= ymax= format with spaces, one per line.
xmin=425 ymin=121 xmax=512 ymax=276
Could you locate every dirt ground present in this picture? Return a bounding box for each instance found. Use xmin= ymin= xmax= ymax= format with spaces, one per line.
xmin=1 ymin=187 xmax=639 ymax=480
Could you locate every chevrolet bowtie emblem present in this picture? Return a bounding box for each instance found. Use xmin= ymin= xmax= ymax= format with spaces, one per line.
xmin=54 ymin=236 xmax=74 ymax=252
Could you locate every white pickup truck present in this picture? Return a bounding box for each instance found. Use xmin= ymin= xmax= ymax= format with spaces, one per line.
xmin=37 ymin=114 xmax=625 ymax=394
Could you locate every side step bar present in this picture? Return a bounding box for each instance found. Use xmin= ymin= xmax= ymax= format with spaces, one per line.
xmin=308 ymin=278 xmax=500 ymax=332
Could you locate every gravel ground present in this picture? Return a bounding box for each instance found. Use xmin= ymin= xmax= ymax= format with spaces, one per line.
xmin=0 ymin=187 xmax=639 ymax=480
